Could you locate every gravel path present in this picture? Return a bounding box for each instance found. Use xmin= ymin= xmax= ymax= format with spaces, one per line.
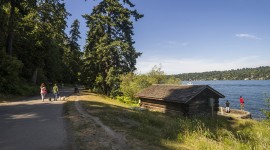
xmin=0 ymin=88 xmax=74 ymax=150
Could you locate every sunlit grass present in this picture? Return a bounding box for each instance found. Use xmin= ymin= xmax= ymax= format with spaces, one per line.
xmin=71 ymin=90 xmax=270 ymax=150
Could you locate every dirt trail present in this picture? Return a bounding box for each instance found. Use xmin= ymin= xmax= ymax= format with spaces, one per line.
xmin=74 ymin=96 xmax=128 ymax=150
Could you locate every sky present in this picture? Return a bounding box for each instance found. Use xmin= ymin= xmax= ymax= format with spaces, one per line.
xmin=64 ymin=0 xmax=270 ymax=75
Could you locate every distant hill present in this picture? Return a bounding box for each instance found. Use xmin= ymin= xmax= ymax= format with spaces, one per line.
xmin=174 ymin=66 xmax=270 ymax=81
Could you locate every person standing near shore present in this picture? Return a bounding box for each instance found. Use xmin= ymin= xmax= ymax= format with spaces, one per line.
xmin=240 ymin=96 xmax=245 ymax=110
xmin=225 ymin=100 xmax=230 ymax=113
xmin=40 ymin=83 xmax=47 ymax=102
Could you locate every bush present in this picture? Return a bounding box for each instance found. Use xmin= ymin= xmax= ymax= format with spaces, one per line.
xmin=116 ymin=96 xmax=138 ymax=104
xmin=17 ymin=82 xmax=39 ymax=96
xmin=0 ymin=50 xmax=41 ymax=96
xmin=0 ymin=49 xmax=23 ymax=95
xmin=120 ymin=66 xmax=181 ymax=99
xmin=262 ymin=95 xmax=270 ymax=120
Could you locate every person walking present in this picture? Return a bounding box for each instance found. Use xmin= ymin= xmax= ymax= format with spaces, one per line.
xmin=225 ymin=100 xmax=230 ymax=113
xmin=53 ymin=83 xmax=59 ymax=101
xmin=40 ymin=83 xmax=47 ymax=102
xmin=240 ymin=96 xmax=245 ymax=110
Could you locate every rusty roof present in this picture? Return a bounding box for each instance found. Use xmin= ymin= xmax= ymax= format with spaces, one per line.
xmin=135 ymin=84 xmax=225 ymax=103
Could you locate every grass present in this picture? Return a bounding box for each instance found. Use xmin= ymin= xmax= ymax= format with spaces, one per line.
xmin=64 ymin=95 xmax=98 ymax=150
xmin=0 ymin=83 xmax=39 ymax=103
xmin=66 ymin=90 xmax=270 ymax=150
xmin=0 ymin=94 xmax=24 ymax=103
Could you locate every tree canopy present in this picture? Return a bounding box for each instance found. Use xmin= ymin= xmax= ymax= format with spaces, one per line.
xmin=0 ymin=0 xmax=144 ymax=96
xmin=0 ymin=0 xmax=81 ymax=95
xmin=82 ymin=0 xmax=143 ymax=96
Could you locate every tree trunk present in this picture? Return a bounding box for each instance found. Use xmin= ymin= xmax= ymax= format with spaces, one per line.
xmin=32 ymin=68 xmax=38 ymax=85
xmin=6 ymin=0 xmax=16 ymax=55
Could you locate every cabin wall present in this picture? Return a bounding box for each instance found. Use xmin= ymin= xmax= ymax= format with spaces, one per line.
xmin=140 ymin=98 xmax=187 ymax=115
xmin=188 ymin=90 xmax=220 ymax=115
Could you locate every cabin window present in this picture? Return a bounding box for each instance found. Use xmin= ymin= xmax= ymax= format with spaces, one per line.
xmin=209 ymin=98 xmax=214 ymax=107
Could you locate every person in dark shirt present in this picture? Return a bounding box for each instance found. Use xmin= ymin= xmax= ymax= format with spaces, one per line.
xmin=225 ymin=100 xmax=230 ymax=113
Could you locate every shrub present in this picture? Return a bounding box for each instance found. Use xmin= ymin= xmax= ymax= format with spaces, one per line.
xmin=120 ymin=65 xmax=181 ymax=99
xmin=262 ymin=94 xmax=270 ymax=119
xmin=116 ymin=96 xmax=138 ymax=104
xmin=0 ymin=49 xmax=23 ymax=95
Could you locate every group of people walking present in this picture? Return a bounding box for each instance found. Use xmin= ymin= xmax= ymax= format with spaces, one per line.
xmin=40 ymin=83 xmax=59 ymax=102
xmin=225 ymin=96 xmax=245 ymax=113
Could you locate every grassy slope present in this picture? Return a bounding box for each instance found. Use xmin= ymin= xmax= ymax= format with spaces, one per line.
xmin=66 ymin=91 xmax=270 ymax=150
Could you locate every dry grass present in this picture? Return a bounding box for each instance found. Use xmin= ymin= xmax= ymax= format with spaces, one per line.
xmin=65 ymin=90 xmax=270 ymax=150
xmin=64 ymin=94 xmax=116 ymax=150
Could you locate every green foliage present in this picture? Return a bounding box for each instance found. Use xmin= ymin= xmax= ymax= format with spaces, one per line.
xmin=116 ymin=95 xmax=138 ymax=104
xmin=0 ymin=3 xmax=8 ymax=49
xmin=147 ymin=65 xmax=166 ymax=84
xmin=120 ymin=72 xmax=141 ymax=99
xmin=1 ymin=0 xmax=146 ymax=97
xmin=166 ymin=76 xmax=182 ymax=84
xmin=0 ymin=0 xmax=82 ymax=96
xmin=262 ymin=94 xmax=270 ymax=119
xmin=82 ymin=0 xmax=143 ymax=96
xmin=10 ymin=0 xmax=70 ymax=84
xmin=0 ymin=49 xmax=23 ymax=94
xmin=0 ymin=49 xmax=39 ymax=96
xmin=120 ymin=65 xmax=181 ymax=99
xmin=63 ymin=19 xmax=82 ymax=84
xmin=175 ymin=66 xmax=270 ymax=81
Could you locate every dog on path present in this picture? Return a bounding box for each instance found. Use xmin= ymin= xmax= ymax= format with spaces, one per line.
xmin=58 ymin=96 xmax=66 ymax=101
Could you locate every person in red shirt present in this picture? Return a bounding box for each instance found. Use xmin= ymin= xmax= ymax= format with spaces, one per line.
xmin=240 ymin=96 xmax=244 ymax=110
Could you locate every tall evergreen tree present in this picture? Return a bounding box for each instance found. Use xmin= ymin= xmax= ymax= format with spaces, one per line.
xmin=13 ymin=0 xmax=69 ymax=84
xmin=63 ymin=19 xmax=82 ymax=83
xmin=83 ymin=0 xmax=143 ymax=96
xmin=5 ymin=0 xmax=20 ymax=55
xmin=0 ymin=2 xmax=8 ymax=49
xmin=0 ymin=0 xmax=32 ymax=94
xmin=0 ymin=0 xmax=77 ymax=95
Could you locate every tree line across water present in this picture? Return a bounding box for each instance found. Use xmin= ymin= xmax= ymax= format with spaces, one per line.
xmin=173 ymin=66 xmax=270 ymax=81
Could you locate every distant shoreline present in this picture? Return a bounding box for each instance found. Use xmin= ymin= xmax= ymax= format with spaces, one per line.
xmin=173 ymin=66 xmax=270 ymax=81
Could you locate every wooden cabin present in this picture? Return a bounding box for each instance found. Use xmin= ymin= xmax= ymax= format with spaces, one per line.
xmin=135 ymin=84 xmax=225 ymax=116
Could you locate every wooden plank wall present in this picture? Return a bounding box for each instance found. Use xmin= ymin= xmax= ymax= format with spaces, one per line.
xmin=140 ymin=98 xmax=184 ymax=115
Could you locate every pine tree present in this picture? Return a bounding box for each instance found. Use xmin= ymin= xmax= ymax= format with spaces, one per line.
xmin=83 ymin=0 xmax=143 ymax=96
xmin=14 ymin=0 xmax=69 ymax=84
xmin=63 ymin=19 xmax=82 ymax=83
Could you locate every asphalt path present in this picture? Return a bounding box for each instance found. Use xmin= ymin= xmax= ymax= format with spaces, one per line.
xmin=0 ymin=88 xmax=74 ymax=150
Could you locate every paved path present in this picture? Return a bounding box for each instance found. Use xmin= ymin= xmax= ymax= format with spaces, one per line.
xmin=0 ymin=88 xmax=74 ymax=150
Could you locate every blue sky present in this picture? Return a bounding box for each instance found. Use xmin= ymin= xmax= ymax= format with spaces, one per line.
xmin=65 ymin=0 xmax=270 ymax=74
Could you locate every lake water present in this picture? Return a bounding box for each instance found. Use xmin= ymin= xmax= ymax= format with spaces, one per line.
xmin=182 ymin=80 xmax=270 ymax=119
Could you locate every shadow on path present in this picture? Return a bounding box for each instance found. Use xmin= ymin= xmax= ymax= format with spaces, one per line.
xmin=0 ymin=88 xmax=74 ymax=150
